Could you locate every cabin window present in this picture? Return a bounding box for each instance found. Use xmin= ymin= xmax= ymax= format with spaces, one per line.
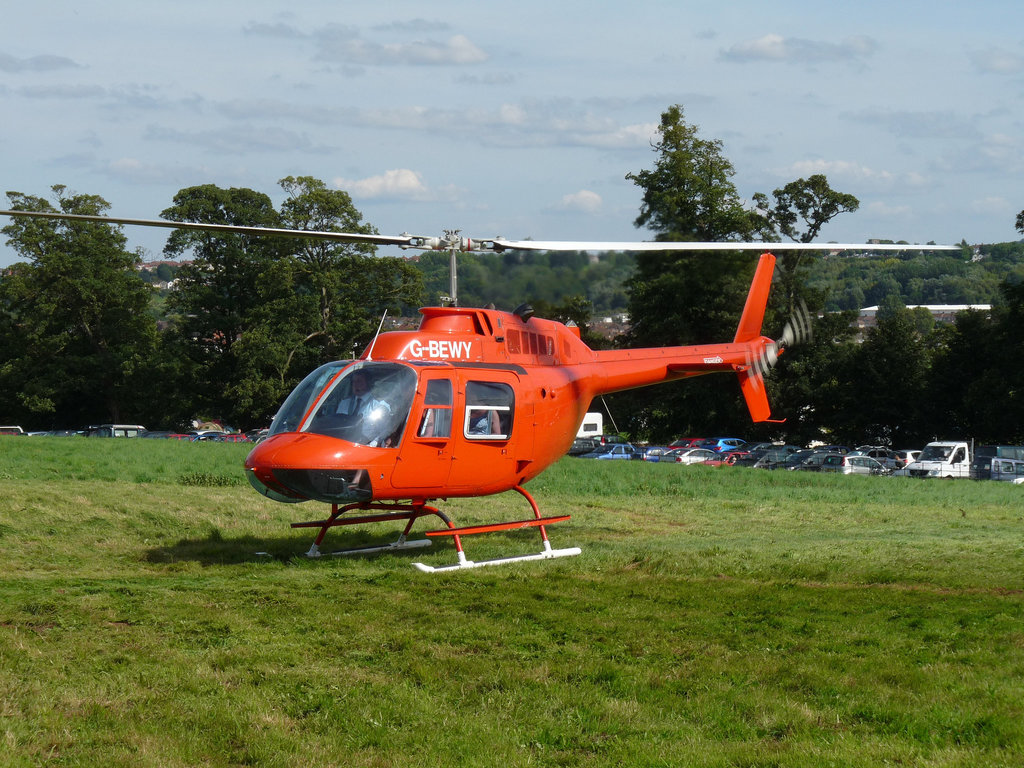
xmin=417 ymin=379 xmax=453 ymax=438
xmin=507 ymin=329 xmax=521 ymax=354
xmin=464 ymin=381 xmax=514 ymax=440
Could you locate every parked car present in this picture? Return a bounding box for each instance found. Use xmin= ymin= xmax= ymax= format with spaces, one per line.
xmin=666 ymin=447 xmax=719 ymax=465
xmin=848 ymin=445 xmax=904 ymax=470
xmin=778 ymin=448 xmax=825 ymax=470
xmin=894 ymin=449 xmax=920 ymax=467
xmin=752 ymin=445 xmax=802 ymax=469
xmin=733 ymin=441 xmax=776 ymax=454
xmin=568 ymin=437 xmax=598 ymax=456
xmin=667 ymin=437 xmax=704 ymax=450
xmin=821 ymin=454 xmax=892 ymax=475
xmin=721 ymin=450 xmax=750 ymax=466
xmin=811 ymin=444 xmax=849 ymax=455
xmin=698 ymin=437 xmax=746 ymax=454
xmin=84 ymin=424 xmax=146 ymax=438
xmin=793 ymin=451 xmax=842 ymax=472
xmin=580 ymin=443 xmax=637 ymax=460
xmin=729 ymin=443 xmax=792 ymax=467
xmin=640 ymin=446 xmax=671 ymax=462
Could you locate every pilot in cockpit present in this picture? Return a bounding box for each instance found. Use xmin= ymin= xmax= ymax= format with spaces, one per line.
xmin=332 ymin=369 xmax=393 ymax=446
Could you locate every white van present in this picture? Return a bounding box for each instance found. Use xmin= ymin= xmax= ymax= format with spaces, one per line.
xmin=85 ymin=424 xmax=146 ymax=438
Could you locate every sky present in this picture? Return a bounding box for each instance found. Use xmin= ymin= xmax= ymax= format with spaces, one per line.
xmin=2 ymin=1 xmax=1023 ymax=267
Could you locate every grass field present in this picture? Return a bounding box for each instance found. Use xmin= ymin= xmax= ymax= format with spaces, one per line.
xmin=1 ymin=438 xmax=1022 ymax=767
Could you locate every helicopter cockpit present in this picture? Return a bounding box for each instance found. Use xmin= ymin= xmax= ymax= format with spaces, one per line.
xmin=269 ymin=361 xmax=417 ymax=448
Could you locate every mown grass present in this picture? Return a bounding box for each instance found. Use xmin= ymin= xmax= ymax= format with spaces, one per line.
xmin=0 ymin=438 xmax=1022 ymax=766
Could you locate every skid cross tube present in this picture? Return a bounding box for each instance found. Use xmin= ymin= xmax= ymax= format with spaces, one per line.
xmin=292 ymin=501 xmax=449 ymax=558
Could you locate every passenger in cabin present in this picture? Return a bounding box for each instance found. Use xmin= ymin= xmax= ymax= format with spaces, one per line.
xmin=468 ymin=408 xmax=501 ymax=436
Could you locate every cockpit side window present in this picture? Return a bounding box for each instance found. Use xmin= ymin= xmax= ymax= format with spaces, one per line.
xmin=464 ymin=381 xmax=514 ymax=440
xmin=417 ymin=379 xmax=453 ymax=438
xmin=303 ymin=362 xmax=417 ymax=447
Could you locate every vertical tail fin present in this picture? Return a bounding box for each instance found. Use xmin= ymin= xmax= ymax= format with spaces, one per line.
xmin=733 ymin=252 xmax=775 ymax=343
xmin=734 ymin=252 xmax=780 ymax=423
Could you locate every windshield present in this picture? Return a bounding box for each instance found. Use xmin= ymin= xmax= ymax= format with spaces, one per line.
xmin=919 ymin=444 xmax=953 ymax=461
xmin=268 ymin=361 xmax=351 ymax=436
xmin=303 ymin=361 xmax=417 ymax=448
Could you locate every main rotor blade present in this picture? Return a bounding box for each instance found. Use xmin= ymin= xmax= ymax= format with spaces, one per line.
xmin=0 ymin=210 xmax=420 ymax=248
xmin=0 ymin=209 xmax=961 ymax=253
xmin=490 ymin=238 xmax=962 ymax=252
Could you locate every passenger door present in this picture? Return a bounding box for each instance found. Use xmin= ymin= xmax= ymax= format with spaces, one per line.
xmin=391 ymin=374 xmax=453 ymax=489
xmin=448 ymin=374 xmax=519 ymax=492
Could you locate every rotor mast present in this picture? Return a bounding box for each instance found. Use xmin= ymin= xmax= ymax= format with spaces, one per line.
xmin=443 ymin=229 xmax=460 ymax=307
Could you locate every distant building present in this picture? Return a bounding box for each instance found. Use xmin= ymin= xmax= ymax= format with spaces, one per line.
xmin=856 ymin=304 xmax=991 ymax=333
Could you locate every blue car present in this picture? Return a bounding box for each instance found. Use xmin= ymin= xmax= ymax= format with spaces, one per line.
xmin=581 ymin=443 xmax=637 ymax=460
xmin=699 ymin=437 xmax=745 ymax=453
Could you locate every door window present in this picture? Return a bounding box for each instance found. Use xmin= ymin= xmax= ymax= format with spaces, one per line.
xmin=464 ymin=381 xmax=514 ymax=440
xmin=417 ymin=379 xmax=453 ymax=438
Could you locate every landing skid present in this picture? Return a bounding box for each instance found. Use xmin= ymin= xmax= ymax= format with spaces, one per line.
xmin=413 ymin=540 xmax=582 ymax=573
xmin=306 ymin=536 xmax=433 ymax=558
xmin=290 ymin=486 xmax=581 ymax=571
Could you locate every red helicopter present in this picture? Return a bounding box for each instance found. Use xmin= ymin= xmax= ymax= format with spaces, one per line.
xmin=0 ymin=209 xmax=959 ymax=570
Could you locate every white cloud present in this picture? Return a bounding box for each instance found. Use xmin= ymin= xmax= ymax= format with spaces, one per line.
xmin=555 ymin=190 xmax=603 ymax=214
xmin=786 ymin=159 xmax=896 ymax=183
xmin=844 ymin=109 xmax=980 ymax=141
xmin=970 ymin=196 xmax=1013 ymax=216
xmin=333 ymin=169 xmax=458 ymax=202
xmin=314 ymin=27 xmax=487 ymax=66
xmin=0 ymin=51 xmax=80 ymax=73
xmin=865 ymin=201 xmax=911 ymax=218
xmin=568 ymin=122 xmax=658 ymax=149
xmin=970 ymin=47 xmax=1024 ymax=75
xmin=721 ymin=34 xmax=877 ymax=64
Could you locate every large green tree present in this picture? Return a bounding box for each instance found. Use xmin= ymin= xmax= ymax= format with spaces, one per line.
xmin=161 ymin=184 xmax=296 ymax=427
xmin=160 ymin=179 xmax=423 ymax=428
xmin=278 ymin=176 xmax=422 ymax=363
xmin=749 ymin=176 xmax=860 ymax=438
xmin=616 ymin=106 xmax=782 ymax=440
xmin=0 ymin=186 xmax=157 ymax=428
xmin=753 ymin=174 xmax=859 ymax=317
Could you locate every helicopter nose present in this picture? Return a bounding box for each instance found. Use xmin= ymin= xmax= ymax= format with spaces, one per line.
xmin=244 ymin=433 xmax=374 ymax=504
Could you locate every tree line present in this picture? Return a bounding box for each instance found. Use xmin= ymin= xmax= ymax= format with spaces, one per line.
xmin=2 ymin=105 xmax=1023 ymax=445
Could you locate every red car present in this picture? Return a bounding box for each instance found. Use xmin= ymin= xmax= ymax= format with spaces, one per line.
xmin=667 ymin=437 xmax=704 ymax=450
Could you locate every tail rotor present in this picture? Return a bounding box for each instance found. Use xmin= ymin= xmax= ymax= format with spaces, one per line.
xmin=747 ymin=301 xmax=812 ymax=381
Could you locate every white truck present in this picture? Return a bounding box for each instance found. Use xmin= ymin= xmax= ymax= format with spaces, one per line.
xmin=898 ymin=440 xmax=971 ymax=478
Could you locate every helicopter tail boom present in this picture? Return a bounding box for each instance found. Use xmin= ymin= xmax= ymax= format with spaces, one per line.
xmin=587 ymin=251 xmax=788 ymax=422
